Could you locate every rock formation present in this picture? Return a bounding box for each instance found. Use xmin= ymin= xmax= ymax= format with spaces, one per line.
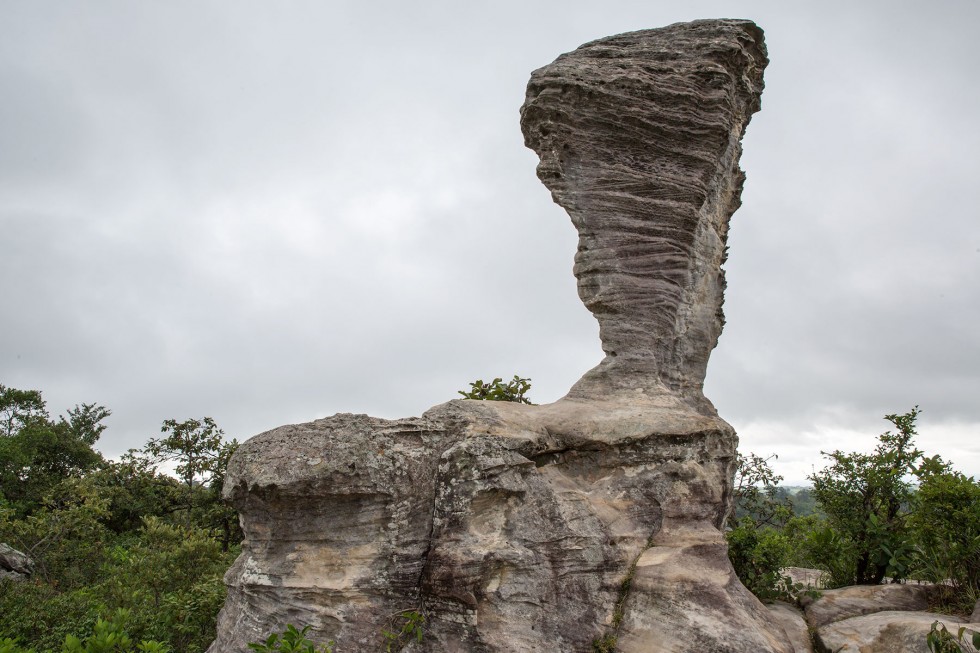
xmin=798 ymin=585 xmax=980 ymax=653
xmin=520 ymin=20 xmax=765 ymax=412
xmin=209 ymin=19 xmax=777 ymax=653
xmin=0 ymin=543 xmax=33 ymax=581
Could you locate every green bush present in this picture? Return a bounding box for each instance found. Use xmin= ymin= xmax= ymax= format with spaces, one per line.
xmin=61 ymin=609 xmax=169 ymax=653
xmin=726 ymin=517 xmax=793 ymax=601
xmin=926 ymin=620 xmax=980 ymax=653
xmin=780 ymin=515 xmax=855 ymax=588
xmin=809 ymin=408 xmax=924 ymax=585
xmin=248 ymin=625 xmax=333 ymax=653
xmin=0 ymin=519 xmax=234 ymax=653
xmin=458 ymin=376 xmax=532 ymax=404
xmin=911 ymin=470 xmax=980 ymax=612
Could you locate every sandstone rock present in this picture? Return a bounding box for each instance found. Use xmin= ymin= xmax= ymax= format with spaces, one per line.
xmin=783 ymin=566 xmax=829 ymax=590
xmin=814 ymin=611 xmax=973 ymax=653
xmin=768 ymin=602 xmax=815 ymax=653
xmin=520 ymin=19 xmax=766 ymax=412
xmin=802 ymin=583 xmax=939 ymax=630
xmin=211 ymin=18 xmax=772 ymax=653
xmin=971 ymin=597 xmax=980 ymax=623
xmin=0 ymin=543 xmax=33 ymax=581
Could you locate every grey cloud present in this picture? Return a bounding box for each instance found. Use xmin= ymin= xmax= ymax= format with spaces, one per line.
xmin=2 ymin=0 xmax=978 ymax=484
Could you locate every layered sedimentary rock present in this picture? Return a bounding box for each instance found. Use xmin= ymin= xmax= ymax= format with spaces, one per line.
xmin=210 ymin=19 xmax=778 ymax=653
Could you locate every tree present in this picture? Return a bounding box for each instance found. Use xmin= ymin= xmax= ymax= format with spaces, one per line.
xmin=910 ymin=469 xmax=980 ymax=612
xmin=146 ymin=418 xmax=226 ymax=492
xmin=730 ymin=452 xmax=792 ymax=527
xmin=0 ymin=384 xmax=108 ymax=515
xmin=726 ymin=452 xmax=797 ymax=600
xmin=143 ymin=418 xmax=239 ymax=544
xmin=809 ymin=407 xmax=925 ymax=585
xmin=458 ymin=376 xmax=533 ymax=404
xmin=0 ymin=385 xmax=47 ymax=437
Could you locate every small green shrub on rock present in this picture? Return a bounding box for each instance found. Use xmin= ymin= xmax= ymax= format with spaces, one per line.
xmin=458 ymin=376 xmax=532 ymax=404
xmin=247 ymin=625 xmax=333 ymax=653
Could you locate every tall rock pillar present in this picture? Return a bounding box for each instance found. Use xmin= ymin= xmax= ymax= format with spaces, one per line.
xmin=209 ymin=19 xmax=787 ymax=653
xmin=520 ymin=19 xmax=767 ymax=412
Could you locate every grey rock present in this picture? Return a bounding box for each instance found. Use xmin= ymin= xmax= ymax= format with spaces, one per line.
xmin=971 ymin=597 xmax=980 ymax=623
xmin=815 ymin=611 xmax=973 ymax=653
xmin=768 ymin=602 xmax=815 ymax=653
xmin=802 ymin=583 xmax=939 ymax=630
xmin=0 ymin=543 xmax=33 ymax=580
xmin=211 ymin=18 xmax=774 ymax=653
xmin=520 ymin=19 xmax=767 ymax=411
xmin=783 ymin=566 xmax=829 ymax=590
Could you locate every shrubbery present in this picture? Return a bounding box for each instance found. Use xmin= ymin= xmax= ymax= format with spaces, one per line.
xmin=0 ymin=384 xmax=240 ymax=653
xmin=5 ymin=378 xmax=980 ymax=647
xmin=728 ymin=407 xmax=980 ymax=614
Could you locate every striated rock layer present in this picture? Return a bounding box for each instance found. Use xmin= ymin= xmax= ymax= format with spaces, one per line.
xmin=520 ymin=19 xmax=766 ymax=411
xmin=210 ymin=19 xmax=780 ymax=653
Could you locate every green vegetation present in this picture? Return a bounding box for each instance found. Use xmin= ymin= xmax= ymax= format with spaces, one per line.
xmin=728 ymin=407 xmax=980 ymax=615
xmin=927 ymin=621 xmax=980 ymax=653
xmin=0 ymin=383 xmax=239 ymax=653
xmin=458 ymin=376 xmax=533 ymax=404
xmin=380 ymin=610 xmax=425 ymax=652
xmin=247 ymin=625 xmax=334 ymax=653
xmin=6 ymin=378 xmax=980 ymax=648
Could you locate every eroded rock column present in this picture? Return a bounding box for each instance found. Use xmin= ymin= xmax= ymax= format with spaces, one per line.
xmin=209 ymin=18 xmax=785 ymax=653
xmin=520 ymin=19 xmax=767 ymax=411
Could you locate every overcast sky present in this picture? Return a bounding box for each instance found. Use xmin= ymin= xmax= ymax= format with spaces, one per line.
xmin=2 ymin=0 xmax=977 ymax=484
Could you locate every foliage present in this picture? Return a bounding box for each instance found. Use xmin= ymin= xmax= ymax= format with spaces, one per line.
xmin=0 ymin=476 xmax=113 ymax=588
xmin=0 ymin=639 xmax=35 ymax=653
xmin=780 ymin=515 xmax=855 ymax=588
xmin=0 ymin=385 xmax=109 ymax=516
xmin=247 ymin=625 xmax=334 ymax=653
xmin=61 ymin=609 xmax=169 ymax=653
xmin=808 ymin=407 xmax=925 ymax=585
xmin=142 ymin=418 xmax=240 ymax=547
xmin=82 ymin=453 xmax=184 ymax=535
xmin=910 ymin=469 xmax=980 ymax=613
xmin=726 ymin=517 xmax=794 ymax=601
xmin=0 ymin=383 xmax=241 ymax=653
xmin=145 ymin=418 xmax=227 ymax=492
xmin=458 ymin=376 xmax=532 ymax=404
xmin=731 ymin=452 xmax=793 ymax=527
xmin=381 ymin=610 xmax=425 ymax=652
xmin=927 ymin=621 xmax=980 ymax=653
xmin=0 ymin=516 xmax=234 ymax=653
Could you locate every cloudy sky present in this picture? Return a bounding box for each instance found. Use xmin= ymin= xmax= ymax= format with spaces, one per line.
xmin=2 ymin=0 xmax=977 ymax=484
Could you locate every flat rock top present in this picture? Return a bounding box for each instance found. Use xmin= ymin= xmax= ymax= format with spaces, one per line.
xmin=816 ymin=611 xmax=974 ymax=653
xmin=802 ymin=583 xmax=938 ymax=630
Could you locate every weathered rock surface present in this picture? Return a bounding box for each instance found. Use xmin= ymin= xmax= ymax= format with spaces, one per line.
xmin=520 ymin=19 xmax=766 ymax=411
xmin=0 ymin=543 xmax=33 ymax=581
xmin=814 ymin=611 xmax=974 ymax=653
xmin=801 ymin=583 xmax=939 ymax=630
xmin=210 ymin=18 xmax=774 ymax=653
xmin=783 ymin=566 xmax=829 ymax=590
xmin=768 ymin=602 xmax=815 ymax=653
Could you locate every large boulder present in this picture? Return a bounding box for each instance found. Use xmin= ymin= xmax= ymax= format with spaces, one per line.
xmin=210 ymin=18 xmax=776 ymax=653
xmin=798 ymin=583 xmax=980 ymax=653
xmin=0 ymin=543 xmax=33 ymax=581
xmin=814 ymin=611 xmax=975 ymax=653
xmin=801 ymin=583 xmax=939 ymax=630
xmin=0 ymin=544 xmax=34 ymax=580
